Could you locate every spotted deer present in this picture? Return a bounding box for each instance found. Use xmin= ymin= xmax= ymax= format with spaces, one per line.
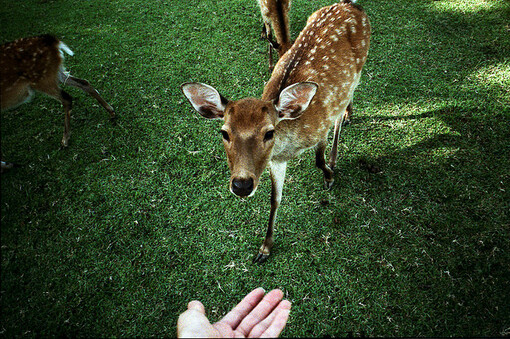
xmin=1 ymin=35 xmax=115 ymax=170
xmin=257 ymin=0 xmax=292 ymax=71
xmin=182 ymin=0 xmax=370 ymax=263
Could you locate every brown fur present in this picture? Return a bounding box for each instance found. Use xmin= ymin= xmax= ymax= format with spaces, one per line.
xmin=264 ymin=2 xmax=370 ymax=161
xmin=0 ymin=35 xmax=115 ymax=150
xmin=258 ymin=0 xmax=292 ymax=69
xmin=183 ymin=2 xmax=371 ymax=262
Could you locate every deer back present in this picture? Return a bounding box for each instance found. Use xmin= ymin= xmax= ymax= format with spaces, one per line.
xmin=263 ymin=1 xmax=370 ymax=161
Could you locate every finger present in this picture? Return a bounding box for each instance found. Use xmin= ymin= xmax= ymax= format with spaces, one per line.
xmin=218 ymin=287 xmax=266 ymax=329
xmin=259 ymin=304 xmax=291 ymax=338
xmin=248 ymin=300 xmax=292 ymax=338
xmin=177 ymin=308 xmax=209 ymax=337
xmin=235 ymin=289 xmax=285 ymax=337
xmin=188 ymin=300 xmax=206 ymax=314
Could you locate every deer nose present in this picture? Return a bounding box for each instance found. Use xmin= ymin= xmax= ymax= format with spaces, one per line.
xmin=231 ymin=177 xmax=254 ymax=197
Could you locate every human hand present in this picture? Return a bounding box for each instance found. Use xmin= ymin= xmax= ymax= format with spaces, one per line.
xmin=177 ymin=287 xmax=291 ymax=338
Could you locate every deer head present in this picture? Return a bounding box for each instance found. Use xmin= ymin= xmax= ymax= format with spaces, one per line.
xmin=182 ymin=81 xmax=317 ymax=197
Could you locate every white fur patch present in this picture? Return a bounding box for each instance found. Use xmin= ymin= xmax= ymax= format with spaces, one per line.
xmin=58 ymin=42 xmax=74 ymax=58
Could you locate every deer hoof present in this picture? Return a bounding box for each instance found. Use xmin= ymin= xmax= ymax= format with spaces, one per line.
xmin=324 ymin=178 xmax=334 ymax=190
xmin=253 ymin=252 xmax=270 ymax=264
xmin=61 ymin=136 xmax=70 ymax=147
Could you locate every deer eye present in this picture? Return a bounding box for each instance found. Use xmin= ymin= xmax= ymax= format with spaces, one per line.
xmin=264 ymin=130 xmax=275 ymax=142
xmin=220 ymin=130 xmax=230 ymax=142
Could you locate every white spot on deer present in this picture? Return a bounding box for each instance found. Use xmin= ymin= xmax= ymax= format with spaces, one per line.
xmin=361 ymin=40 xmax=366 ymax=47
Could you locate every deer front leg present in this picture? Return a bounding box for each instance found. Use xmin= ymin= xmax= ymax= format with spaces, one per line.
xmin=328 ymin=103 xmax=350 ymax=172
xmin=315 ymin=140 xmax=335 ymax=190
xmin=254 ymin=161 xmax=287 ymax=264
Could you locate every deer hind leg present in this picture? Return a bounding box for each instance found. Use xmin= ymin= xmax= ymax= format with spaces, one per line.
xmin=59 ymin=72 xmax=115 ymax=118
xmin=315 ymin=140 xmax=335 ymax=190
xmin=328 ymin=102 xmax=351 ymax=172
xmin=254 ymin=161 xmax=287 ymax=264
xmin=31 ymin=78 xmax=73 ymax=147
xmin=1 ymin=83 xmax=35 ymax=111
xmin=60 ymin=90 xmax=73 ymax=147
xmin=261 ymin=22 xmax=278 ymax=72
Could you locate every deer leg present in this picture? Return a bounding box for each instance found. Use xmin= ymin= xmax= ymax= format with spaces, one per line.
xmin=60 ymin=90 xmax=73 ymax=147
xmin=254 ymin=161 xmax=287 ymax=264
xmin=266 ymin=24 xmax=274 ymax=72
xmin=59 ymin=73 xmax=115 ymax=118
xmin=1 ymin=85 xmax=35 ymax=111
xmin=261 ymin=22 xmax=279 ymax=72
xmin=328 ymin=103 xmax=350 ymax=171
xmin=315 ymin=140 xmax=335 ymax=190
xmin=33 ymin=80 xmax=73 ymax=147
xmin=344 ymin=101 xmax=353 ymax=126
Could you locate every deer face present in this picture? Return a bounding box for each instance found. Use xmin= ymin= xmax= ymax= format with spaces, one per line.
xmin=181 ymin=82 xmax=317 ymax=198
xmin=220 ymin=98 xmax=277 ymax=197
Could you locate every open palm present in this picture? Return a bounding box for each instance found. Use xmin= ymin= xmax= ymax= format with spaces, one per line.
xmin=177 ymin=288 xmax=292 ymax=338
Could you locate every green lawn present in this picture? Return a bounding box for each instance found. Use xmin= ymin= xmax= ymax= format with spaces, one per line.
xmin=1 ymin=0 xmax=509 ymax=337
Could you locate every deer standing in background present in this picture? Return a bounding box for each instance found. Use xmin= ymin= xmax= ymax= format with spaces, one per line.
xmin=182 ymin=0 xmax=370 ymax=263
xmin=257 ymin=0 xmax=292 ymax=71
xmin=1 ymin=34 xmax=115 ymax=170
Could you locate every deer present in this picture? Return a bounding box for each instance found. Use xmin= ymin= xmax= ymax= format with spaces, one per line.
xmin=257 ymin=0 xmax=292 ymax=71
xmin=182 ymin=0 xmax=370 ymax=263
xmin=1 ymin=34 xmax=115 ymax=170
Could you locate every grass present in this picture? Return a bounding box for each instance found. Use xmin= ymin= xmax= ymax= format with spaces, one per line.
xmin=1 ymin=0 xmax=509 ymax=337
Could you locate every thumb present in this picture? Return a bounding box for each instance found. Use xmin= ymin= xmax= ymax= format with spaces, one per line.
xmin=187 ymin=300 xmax=206 ymax=314
xmin=178 ymin=300 xmax=216 ymax=338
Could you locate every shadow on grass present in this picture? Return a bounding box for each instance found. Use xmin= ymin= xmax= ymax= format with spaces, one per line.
xmin=338 ymin=102 xmax=510 ymax=335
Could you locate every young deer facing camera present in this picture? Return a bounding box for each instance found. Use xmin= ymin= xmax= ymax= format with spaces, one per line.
xmin=257 ymin=0 xmax=292 ymax=70
xmin=182 ymin=1 xmax=370 ymax=263
xmin=1 ymin=35 xmax=115 ymax=170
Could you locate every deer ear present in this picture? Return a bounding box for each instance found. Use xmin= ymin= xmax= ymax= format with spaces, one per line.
xmin=181 ymin=82 xmax=228 ymax=119
xmin=275 ymin=82 xmax=318 ymax=120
